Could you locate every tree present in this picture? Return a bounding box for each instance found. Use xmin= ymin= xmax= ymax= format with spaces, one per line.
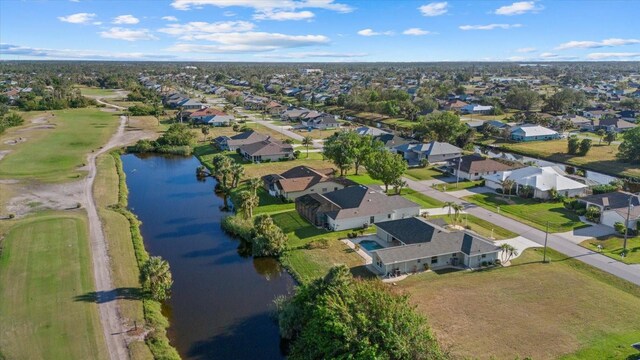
xmin=502 ymin=179 xmax=516 ymax=198
xmin=414 ymin=111 xmax=465 ymax=143
xmin=140 ymin=256 xmax=173 ymax=302
xmin=567 ymin=135 xmax=580 ymax=155
xmin=238 ymin=190 xmax=258 ymax=219
xmin=505 ymin=86 xmax=540 ymax=111
xmin=352 ymin=135 xmax=383 ymax=175
xmin=301 ymin=135 xmax=313 ymax=158
xmin=543 ymin=88 xmax=586 ymax=113
xmin=323 ymin=132 xmax=357 ymax=176
xmin=596 ymin=129 xmax=605 ymax=145
xmin=364 ymin=150 xmax=407 ymax=192
xmin=230 ymin=163 xmax=244 ymax=188
xmin=617 ymin=127 xmax=640 ymax=163
xmin=442 ymin=201 xmax=456 ymax=217
xmin=578 ymin=138 xmax=592 ymax=156
xmin=604 ymin=131 xmax=617 ymax=145
xmin=252 ymin=215 xmax=287 ymax=257
xmin=247 ymin=177 xmax=262 ymax=196
xmin=201 ymin=126 xmax=210 ymax=141
xmin=391 ymin=178 xmax=407 ymax=195
xmin=277 ymin=266 xmax=444 ymax=360
xmin=499 ymin=243 xmax=518 ymax=264
xmin=451 ymin=203 xmax=464 ymax=225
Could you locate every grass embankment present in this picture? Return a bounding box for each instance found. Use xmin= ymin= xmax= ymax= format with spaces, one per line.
xmin=398 ymin=247 xmax=640 ymax=360
xmin=107 ymin=152 xmax=180 ymax=359
xmin=581 ymin=235 xmax=640 ymax=264
xmin=430 ymin=214 xmax=518 ymax=240
xmin=465 ymin=193 xmax=586 ymax=233
xmin=495 ymin=139 xmax=640 ymax=179
xmin=0 ymin=213 xmax=108 ymax=360
xmin=0 ymin=108 xmax=120 ymax=182
xmin=274 ymin=210 xmax=373 ymax=284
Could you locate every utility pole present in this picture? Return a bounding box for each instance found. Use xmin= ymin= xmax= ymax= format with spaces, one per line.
xmin=623 ymin=195 xmax=633 ymax=257
xmin=543 ymin=221 xmax=549 ymax=263
xmin=456 ymin=157 xmax=462 ymax=188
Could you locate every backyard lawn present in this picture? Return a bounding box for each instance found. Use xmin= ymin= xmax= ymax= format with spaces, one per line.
xmin=346 ymin=173 xmax=383 ymax=185
xmin=465 ymin=193 xmax=586 ymax=233
xmin=0 ymin=108 xmax=120 ymax=182
xmin=430 ymin=214 xmax=518 ymax=240
xmin=404 ymin=166 xmax=444 ymax=181
xmin=398 ymin=247 xmax=640 ymax=360
xmin=273 ymin=210 xmax=372 ymax=283
xmin=581 ymin=234 xmax=640 ymax=264
xmin=0 ymin=213 xmax=108 ymax=360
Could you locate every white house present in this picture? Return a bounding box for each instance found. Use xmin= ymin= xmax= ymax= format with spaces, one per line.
xmin=510 ymin=125 xmax=560 ymax=142
xmin=460 ymin=104 xmax=494 ymax=115
xmin=483 ymin=166 xmax=587 ymax=199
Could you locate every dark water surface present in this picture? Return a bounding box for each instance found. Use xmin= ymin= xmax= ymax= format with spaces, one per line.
xmin=122 ymin=154 xmax=294 ymax=360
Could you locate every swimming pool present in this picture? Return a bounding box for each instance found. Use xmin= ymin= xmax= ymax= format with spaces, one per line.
xmin=359 ymin=240 xmax=384 ymax=251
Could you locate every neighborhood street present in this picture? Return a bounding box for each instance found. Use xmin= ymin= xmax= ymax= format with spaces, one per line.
xmin=234 ymin=107 xmax=325 ymax=148
xmin=404 ymin=177 xmax=640 ymax=286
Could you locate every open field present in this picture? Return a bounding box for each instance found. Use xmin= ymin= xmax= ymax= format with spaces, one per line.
xmin=404 ymin=166 xmax=444 ymax=181
xmin=0 ymin=213 xmax=109 ymax=360
xmin=0 ymin=108 xmax=120 ymax=182
xmin=274 ymin=210 xmax=372 ymax=283
xmin=581 ymin=234 xmax=640 ymax=264
xmin=77 ymin=87 xmax=119 ymax=97
xmin=398 ymin=247 xmax=640 ymax=360
xmin=94 ymin=154 xmax=153 ymax=359
xmin=291 ymin=127 xmax=341 ymax=140
xmin=430 ymin=213 xmax=518 ymax=240
xmin=465 ymin=193 xmax=586 ymax=233
xmin=495 ymin=139 xmax=640 ymax=179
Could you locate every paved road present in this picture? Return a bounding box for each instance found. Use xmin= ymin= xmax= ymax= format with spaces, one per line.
xmin=404 ymin=177 xmax=640 ymax=286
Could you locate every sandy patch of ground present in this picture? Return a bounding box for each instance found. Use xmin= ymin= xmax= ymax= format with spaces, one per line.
xmin=0 ymin=150 xmax=11 ymax=161
xmin=30 ymin=116 xmax=50 ymax=124
xmin=3 ymin=137 xmax=27 ymax=145
xmin=5 ymin=180 xmax=85 ymax=217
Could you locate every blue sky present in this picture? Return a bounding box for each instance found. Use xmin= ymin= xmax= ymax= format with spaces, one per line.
xmin=1 ymin=0 xmax=639 ymax=62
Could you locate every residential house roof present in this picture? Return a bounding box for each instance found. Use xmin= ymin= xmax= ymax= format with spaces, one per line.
xmin=239 ymin=138 xmax=293 ymax=157
xmin=580 ymin=191 xmax=640 ymax=219
xmin=597 ymin=118 xmax=636 ymax=130
xmin=453 ymin=154 xmax=524 ymax=174
xmin=263 ymin=166 xmax=356 ymax=193
xmin=394 ymin=141 xmax=462 ymax=156
xmin=483 ymin=166 xmax=587 ymax=192
xmin=511 ymin=125 xmax=558 ymax=137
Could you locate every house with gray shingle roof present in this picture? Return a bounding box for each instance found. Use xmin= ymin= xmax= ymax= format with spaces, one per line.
xmin=239 ymin=138 xmax=294 ymax=163
xmin=393 ymin=141 xmax=462 ymax=165
xmin=370 ymin=217 xmax=501 ymax=275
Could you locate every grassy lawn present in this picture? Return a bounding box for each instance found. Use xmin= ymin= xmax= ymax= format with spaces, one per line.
xmin=346 ymin=173 xmax=383 ymax=185
xmin=430 ymin=214 xmax=518 ymax=240
xmin=581 ymin=234 xmax=640 ymax=264
xmin=273 ymin=211 xmax=372 ymax=283
xmin=0 ymin=108 xmax=120 ymax=182
xmin=292 ymin=127 xmax=341 ymax=140
xmin=465 ymin=192 xmax=587 ymax=233
xmin=404 ymin=166 xmax=444 ymax=181
xmin=441 ymin=179 xmax=484 ymax=192
xmin=397 ymin=247 xmax=640 ymax=360
xmin=77 ymin=87 xmax=119 ymax=97
xmin=0 ymin=213 xmax=108 ymax=360
xmin=94 ymin=155 xmax=153 ymax=359
xmin=401 ymin=188 xmax=444 ymax=208
xmin=497 ymin=139 xmax=639 ymax=179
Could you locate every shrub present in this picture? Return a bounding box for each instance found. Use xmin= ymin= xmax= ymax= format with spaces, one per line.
xmin=306 ymin=238 xmax=329 ymax=250
xmin=614 ymin=222 xmax=626 ymax=235
xmin=221 ymin=215 xmax=253 ymax=240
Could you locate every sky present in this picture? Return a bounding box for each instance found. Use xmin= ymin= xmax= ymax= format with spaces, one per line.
xmin=1 ymin=0 xmax=640 ymax=62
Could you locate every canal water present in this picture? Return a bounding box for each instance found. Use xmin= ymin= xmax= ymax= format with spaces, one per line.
xmin=122 ymin=154 xmax=294 ymax=359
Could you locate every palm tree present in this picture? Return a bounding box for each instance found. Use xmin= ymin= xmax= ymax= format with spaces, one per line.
xmin=230 ymin=163 xmax=244 ymax=188
xmin=201 ymin=126 xmax=210 ymax=142
xmin=596 ymin=129 xmax=606 ymax=145
xmin=442 ymin=201 xmax=456 ymax=217
xmin=238 ymin=190 xmax=259 ymax=219
xmin=502 ymin=179 xmax=516 ymax=199
xmin=392 ymin=179 xmax=407 ymax=195
xmin=499 ymin=244 xmax=519 ymax=264
xmin=140 ymin=256 xmax=173 ymax=302
xmin=302 ymin=135 xmax=313 ymax=158
xmin=247 ymin=177 xmax=262 ymax=197
xmin=451 ymin=203 xmax=465 ymax=225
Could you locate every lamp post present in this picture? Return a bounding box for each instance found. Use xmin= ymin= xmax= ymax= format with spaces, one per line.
xmin=543 ymin=221 xmax=550 ymax=263
xmin=456 ymin=157 xmax=462 ymax=188
xmin=623 ymin=194 xmax=635 ymax=257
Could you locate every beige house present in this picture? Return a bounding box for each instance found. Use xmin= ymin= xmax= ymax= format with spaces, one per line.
xmin=262 ymin=166 xmax=357 ymax=200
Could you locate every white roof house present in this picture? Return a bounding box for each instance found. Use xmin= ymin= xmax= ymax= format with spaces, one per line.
xmin=483 ymin=166 xmax=587 ymax=199
xmin=460 ymin=104 xmax=494 ymax=114
xmin=510 ymin=125 xmax=560 ymax=142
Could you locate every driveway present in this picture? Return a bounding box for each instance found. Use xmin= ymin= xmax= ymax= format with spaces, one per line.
xmin=447 ymin=186 xmax=495 ymax=198
xmin=495 ymin=236 xmax=542 ymax=262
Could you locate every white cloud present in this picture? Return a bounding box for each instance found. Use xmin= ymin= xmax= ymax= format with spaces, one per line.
xmin=586 ymin=52 xmax=640 ymax=60
xmin=113 ymin=15 xmax=140 ymax=24
xmin=99 ymin=27 xmax=157 ymax=41
xmin=170 ymin=0 xmax=353 ymax=13
xmin=162 ymin=16 xmax=179 ymax=21
xmin=555 ymin=38 xmax=640 ymax=50
xmin=58 ymin=12 xmax=97 ymax=24
xmin=419 ymin=2 xmax=448 ymax=16
xmin=506 ymin=56 xmax=526 ymax=61
xmin=257 ymin=51 xmax=368 ymax=59
xmin=166 ymin=31 xmax=329 ymax=53
xmin=538 ymin=52 xmax=577 ymax=60
xmin=495 ymin=1 xmax=542 ymax=15
xmin=0 ymin=43 xmax=171 ymax=60
xmin=403 ymin=28 xmax=432 ymax=36
xmin=223 ymin=11 xmax=236 ymax=16
xmin=254 ymin=10 xmax=315 ymax=21
xmin=459 ymin=23 xmax=522 ymax=30
xmin=516 ymin=47 xmax=536 ymax=53
xmin=159 ymin=21 xmax=255 ymax=39
xmin=357 ymin=28 xmax=393 ymax=36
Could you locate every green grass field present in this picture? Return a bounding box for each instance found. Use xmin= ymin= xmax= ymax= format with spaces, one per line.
xmin=465 ymin=193 xmax=586 ymax=233
xmin=398 ymin=247 xmax=640 ymax=360
xmin=77 ymin=87 xmax=119 ymax=97
xmin=273 ymin=211 xmax=372 ymax=283
xmin=0 ymin=108 xmax=120 ymax=182
xmin=430 ymin=213 xmax=518 ymax=240
xmin=0 ymin=213 xmax=108 ymax=360
xmin=345 ymin=173 xmax=383 ymax=185
xmin=440 ymin=179 xmax=484 ymax=192
xmin=401 ymin=188 xmax=444 ymax=208
xmin=404 ymin=167 xmax=444 ymax=181
xmin=581 ymin=234 xmax=640 ymax=264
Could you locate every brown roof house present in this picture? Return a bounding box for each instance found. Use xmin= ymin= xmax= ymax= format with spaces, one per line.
xmin=239 ymin=138 xmax=294 ymax=163
xmin=295 ymin=185 xmax=420 ymax=231
xmin=262 ymin=166 xmax=357 ymax=200
xmin=579 ymin=191 xmax=640 ymax=230
xmin=449 ymin=154 xmax=524 ymax=181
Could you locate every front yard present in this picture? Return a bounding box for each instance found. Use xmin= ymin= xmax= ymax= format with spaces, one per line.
xmin=404 ymin=166 xmax=444 ymax=181
xmin=430 ymin=214 xmax=518 ymax=240
xmin=397 ymin=247 xmax=640 ymax=360
xmin=464 ymin=193 xmax=587 ymax=233
xmin=581 ymin=234 xmax=640 ymax=264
